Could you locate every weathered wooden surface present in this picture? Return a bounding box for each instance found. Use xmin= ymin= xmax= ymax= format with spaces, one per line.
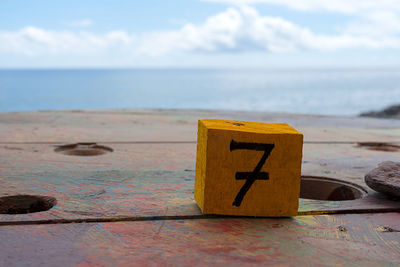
xmin=0 ymin=109 xmax=400 ymax=266
xmin=0 ymin=142 xmax=399 ymax=223
xmin=1 ymin=109 xmax=400 ymax=142
xmin=0 ymin=213 xmax=399 ymax=266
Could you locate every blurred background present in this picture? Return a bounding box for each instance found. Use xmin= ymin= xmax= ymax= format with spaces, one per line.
xmin=1 ymin=0 xmax=399 ymax=116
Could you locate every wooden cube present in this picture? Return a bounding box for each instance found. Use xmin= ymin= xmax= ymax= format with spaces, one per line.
xmin=194 ymin=119 xmax=303 ymax=217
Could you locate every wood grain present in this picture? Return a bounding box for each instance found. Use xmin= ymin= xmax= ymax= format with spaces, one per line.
xmin=0 ymin=109 xmax=400 ymax=266
xmin=0 ymin=213 xmax=399 ymax=266
xmin=1 ymin=109 xmax=400 ymax=142
xmin=0 ymin=142 xmax=399 ymax=223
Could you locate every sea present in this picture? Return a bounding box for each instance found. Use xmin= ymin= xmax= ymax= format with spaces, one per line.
xmin=1 ymin=68 xmax=399 ymax=115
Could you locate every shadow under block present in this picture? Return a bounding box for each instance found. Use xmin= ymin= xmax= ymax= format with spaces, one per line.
xmin=195 ymin=119 xmax=303 ymax=216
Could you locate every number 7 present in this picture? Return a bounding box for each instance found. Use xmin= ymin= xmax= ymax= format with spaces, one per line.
xmin=230 ymin=140 xmax=275 ymax=207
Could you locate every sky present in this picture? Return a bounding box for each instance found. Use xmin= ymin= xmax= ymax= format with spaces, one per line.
xmin=1 ymin=0 xmax=400 ymax=68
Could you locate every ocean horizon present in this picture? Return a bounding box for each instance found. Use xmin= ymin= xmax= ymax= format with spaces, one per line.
xmin=1 ymin=67 xmax=399 ymax=116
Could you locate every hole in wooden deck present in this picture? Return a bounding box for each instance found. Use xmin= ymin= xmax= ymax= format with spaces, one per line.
xmin=0 ymin=195 xmax=57 ymax=214
xmin=356 ymin=142 xmax=400 ymax=152
xmin=55 ymin=143 xmax=113 ymax=156
xmin=300 ymin=176 xmax=367 ymax=201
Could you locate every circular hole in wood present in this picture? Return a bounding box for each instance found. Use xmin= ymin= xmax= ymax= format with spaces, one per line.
xmin=356 ymin=142 xmax=400 ymax=152
xmin=0 ymin=195 xmax=57 ymax=214
xmin=300 ymin=176 xmax=367 ymax=201
xmin=54 ymin=143 xmax=113 ymax=156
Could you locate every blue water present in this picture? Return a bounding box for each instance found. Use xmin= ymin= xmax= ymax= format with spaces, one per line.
xmin=1 ymin=68 xmax=399 ymax=115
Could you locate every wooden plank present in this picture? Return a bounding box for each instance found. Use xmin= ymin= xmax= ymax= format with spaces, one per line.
xmin=0 ymin=110 xmax=196 ymax=143
xmin=2 ymin=143 xmax=398 ymax=182
xmin=1 ymin=110 xmax=400 ymax=142
xmin=0 ymin=213 xmax=399 ymax=266
xmin=0 ymin=143 xmax=399 ymax=223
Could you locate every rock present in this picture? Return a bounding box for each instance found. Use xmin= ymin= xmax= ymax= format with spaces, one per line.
xmin=365 ymin=161 xmax=400 ymax=198
xmin=360 ymin=104 xmax=400 ymax=119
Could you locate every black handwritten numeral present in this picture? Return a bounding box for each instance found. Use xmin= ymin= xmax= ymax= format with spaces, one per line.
xmin=230 ymin=140 xmax=274 ymax=207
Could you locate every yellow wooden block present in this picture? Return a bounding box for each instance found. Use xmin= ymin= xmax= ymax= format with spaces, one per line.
xmin=194 ymin=119 xmax=303 ymax=217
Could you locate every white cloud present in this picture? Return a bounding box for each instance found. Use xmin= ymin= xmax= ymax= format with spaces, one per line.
xmin=0 ymin=5 xmax=399 ymax=65
xmin=136 ymin=6 xmax=400 ymax=55
xmin=204 ymin=1 xmax=400 ymax=39
xmin=343 ymin=11 xmax=400 ymax=37
xmin=204 ymin=0 xmax=400 ymax=15
xmin=0 ymin=26 xmax=133 ymax=56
